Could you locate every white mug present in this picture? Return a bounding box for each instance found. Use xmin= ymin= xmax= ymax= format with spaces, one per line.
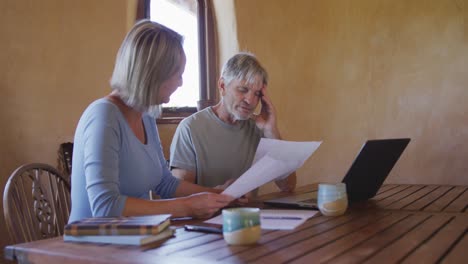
xmin=222 ymin=208 xmax=261 ymax=245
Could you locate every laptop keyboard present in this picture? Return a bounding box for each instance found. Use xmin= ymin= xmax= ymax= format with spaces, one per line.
xmin=300 ymin=198 xmax=317 ymax=203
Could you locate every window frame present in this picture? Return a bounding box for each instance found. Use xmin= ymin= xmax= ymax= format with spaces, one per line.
xmin=140 ymin=0 xmax=218 ymax=124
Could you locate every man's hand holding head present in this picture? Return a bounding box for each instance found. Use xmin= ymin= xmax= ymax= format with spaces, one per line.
xmin=253 ymin=86 xmax=281 ymax=139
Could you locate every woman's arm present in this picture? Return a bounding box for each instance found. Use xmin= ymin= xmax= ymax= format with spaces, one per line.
xmin=174 ymin=179 xmax=223 ymax=196
xmin=122 ymin=191 xmax=232 ymax=219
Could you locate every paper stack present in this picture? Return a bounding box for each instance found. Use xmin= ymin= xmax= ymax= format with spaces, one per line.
xmin=223 ymin=138 xmax=322 ymax=198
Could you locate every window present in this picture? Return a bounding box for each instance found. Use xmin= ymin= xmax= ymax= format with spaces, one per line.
xmin=143 ymin=0 xmax=218 ymax=124
xmin=150 ymin=0 xmax=199 ymax=108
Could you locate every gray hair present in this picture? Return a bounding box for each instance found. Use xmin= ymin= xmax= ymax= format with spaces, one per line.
xmin=220 ymin=52 xmax=268 ymax=86
xmin=110 ymin=19 xmax=184 ymax=111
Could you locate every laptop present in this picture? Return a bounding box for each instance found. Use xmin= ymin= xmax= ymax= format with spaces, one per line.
xmin=263 ymin=138 xmax=411 ymax=209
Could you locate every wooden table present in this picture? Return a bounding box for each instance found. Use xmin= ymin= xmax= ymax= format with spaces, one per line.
xmin=5 ymin=184 xmax=467 ymax=264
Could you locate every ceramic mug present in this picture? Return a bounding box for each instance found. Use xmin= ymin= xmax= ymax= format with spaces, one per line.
xmin=222 ymin=207 xmax=261 ymax=245
xmin=317 ymin=183 xmax=348 ymax=216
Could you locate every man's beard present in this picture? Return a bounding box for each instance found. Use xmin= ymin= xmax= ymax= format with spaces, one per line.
xmin=233 ymin=110 xmax=252 ymax=121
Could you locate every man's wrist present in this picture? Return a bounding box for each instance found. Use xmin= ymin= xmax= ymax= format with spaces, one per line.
xmin=264 ymin=128 xmax=281 ymax=139
xmin=211 ymin=187 xmax=223 ymax=194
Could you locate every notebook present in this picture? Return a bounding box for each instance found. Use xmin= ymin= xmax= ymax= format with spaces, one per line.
xmin=64 ymin=227 xmax=175 ymax=246
xmin=64 ymin=214 xmax=171 ymax=236
xmin=263 ymin=138 xmax=410 ymax=209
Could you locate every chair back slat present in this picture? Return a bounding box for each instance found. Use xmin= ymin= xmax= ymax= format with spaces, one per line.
xmin=57 ymin=142 xmax=73 ymax=182
xmin=15 ymin=178 xmax=37 ymax=241
xmin=55 ymin=178 xmax=71 ymax=234
xmin=3 ymin=163 xmax=71 ymax=244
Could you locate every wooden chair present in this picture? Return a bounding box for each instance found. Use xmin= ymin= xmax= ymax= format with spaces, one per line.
xmin=3 ymin=163 xmax=71 ymax=244
xmin=57 ymin=142 xmax=73 ymax=182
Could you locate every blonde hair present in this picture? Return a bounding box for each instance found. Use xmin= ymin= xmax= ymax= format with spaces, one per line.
xmin=221 ymin=52 xmax=268 ymax=86
xmin=110 ymin=20 xmax=184 ymax=111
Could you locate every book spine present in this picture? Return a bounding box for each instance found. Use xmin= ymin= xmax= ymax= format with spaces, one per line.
xmin=64 ymin=220 xmax=170 ymax=236
xmin=63 ymin=228 xmax=175 ymax=246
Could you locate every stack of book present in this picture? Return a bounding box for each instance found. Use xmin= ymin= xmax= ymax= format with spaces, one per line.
xmin=63 ymin=214 xmax=174 ymax=246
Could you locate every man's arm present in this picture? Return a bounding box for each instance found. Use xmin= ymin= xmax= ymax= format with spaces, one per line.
xmin=275 ymin=172 xmax=297 ymax=192
xmin=172 ymin=168 xmax=237 ymax=192
xmin=171 ymin=168 xmax=196 ymax=184
xmin=255 ymin=86 xmax=297 ymax=192
xmin=170 ymin=119 xmax=199 ymax=185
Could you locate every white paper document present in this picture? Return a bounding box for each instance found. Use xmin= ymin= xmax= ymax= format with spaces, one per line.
xmin=222 ymin=139 xmax=322 ymax=198
xmin=205 ymin=209 xmax=319 ymax=230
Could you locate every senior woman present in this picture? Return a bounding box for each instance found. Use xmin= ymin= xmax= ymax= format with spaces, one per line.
xmin=68 ymin=20 xmax=233 ymax=223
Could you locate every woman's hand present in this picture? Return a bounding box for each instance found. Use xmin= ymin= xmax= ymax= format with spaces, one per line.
xmin=214 ymin=179 xmax=250 ymax=205
xmin=214 ymin=178 xmax=235 ymax=190
xmin=230 ymin=194 xmax=250 ymax=206
xmin=183 ymin=192 xmax=234 ymax=219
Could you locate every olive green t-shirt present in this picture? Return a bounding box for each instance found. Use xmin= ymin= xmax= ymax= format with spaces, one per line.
xmin=169 ymin=107 xmax=262 ymax=187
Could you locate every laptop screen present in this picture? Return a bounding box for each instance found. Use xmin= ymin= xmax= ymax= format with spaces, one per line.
xmin=342 ymin=138 xmax=410 ymax=202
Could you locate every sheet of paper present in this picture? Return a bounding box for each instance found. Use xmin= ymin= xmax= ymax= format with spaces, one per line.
xmin=222 ymin=156 xmax=299 ymax=198
xmin=253 ymin=138 xmax=322 ymax=164
xmin=253 ymin=139 xmax=322 ymax=180
xmin=260 ymin=209 xmax=318 ymax=219
xmin=260 ymin=209 xmax=319 ymax=230
xmin=222 ymin=139 xmax=321 ymax=198
xmin=204 ymin=209 xmax=319 ymax=230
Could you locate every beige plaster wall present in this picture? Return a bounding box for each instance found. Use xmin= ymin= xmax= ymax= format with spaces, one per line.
xmin=213 ymin=0 xmax=239 ymax=68
xmin=229 ymin=0 xmax=468 ymax=194
xmin=0 ymin=0 xmax=134 ymax=259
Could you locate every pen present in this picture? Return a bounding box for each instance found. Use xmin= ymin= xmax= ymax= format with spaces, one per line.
xmin=262 ymin=216 xmax=302 ymax=220
xmin=184 ymin=225 xmax=223 ymax=234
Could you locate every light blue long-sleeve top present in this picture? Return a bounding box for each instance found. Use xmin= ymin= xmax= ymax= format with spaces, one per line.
xmin=68 ymin=98 xmax=180 ymax=223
